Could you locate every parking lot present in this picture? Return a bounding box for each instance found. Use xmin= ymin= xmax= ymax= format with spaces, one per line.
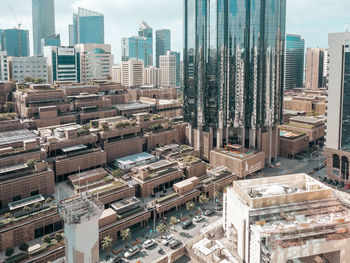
xmin=100 ymin=201 xmax=222 ymax=263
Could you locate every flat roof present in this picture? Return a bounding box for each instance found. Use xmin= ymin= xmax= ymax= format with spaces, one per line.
xmin=148 ymin=160 xmax=175 ymax=170
xmin=0 ymin=129 xmax=38 ymax=147
xmin=0 ymin=163 xmax=27 ymax=175
xmin=116 ymin=152 xmax=155 ymax=166
xmin=116 ymin=102 xmax=154 ymax=111
xmin=290 ymin=116 xmax=323 ymax=124
xmin=8 ymin=194 xmax=45 ymax=211
xmin=62 ymin=144 xmax=87 ymax=153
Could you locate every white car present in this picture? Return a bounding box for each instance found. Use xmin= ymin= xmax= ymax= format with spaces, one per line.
xmin=162 ymin=234 xmax=175 ymax=245
xmin=193 ymin=215 xmax=204 ymax=223
xmin=143 ymin=239 xmax=155 ymax=249
xmin=124 ymin=246 xmax=140 ymax=259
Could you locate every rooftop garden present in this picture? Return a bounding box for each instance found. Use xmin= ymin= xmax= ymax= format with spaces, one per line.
xmin=0 ymin=147 xmax=41 ymax=159
xmin=146 ymin=167 xmax=178 ymax=180
xmin=114 ymin=120 xmax=137 ymax=130
xmin=90 ymin=180 xmax=126 ymax=195
xmin=151 ymin=114 xmax=162 ymax=120
xmin=77 ymin=125 xmax=90 ymax=136
xmin=288 ymin=121 xmax=314 ymax=129
xmin=116 ymin=206 xmax=144 ymax=220
xmin=148 ymin=123 xmax=164 ymax=131
xmin=0 ymin=113 xmax=17 ymax=120
xmin=181 ymin=155 xmax=201 ymax=165
xmin=156 ymin=192 xmax=179 ymax=204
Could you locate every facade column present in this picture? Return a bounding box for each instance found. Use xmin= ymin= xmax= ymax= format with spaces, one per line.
xmin=217 ymin=129 xmax=223 ymax=149
xmin=257 ymin=128 xmax=262 ymax=150
xmin=274 ymin=127 xmax=279 ymax=162
xmin=268 ymin=126 xmax=272 ymax=165
xmin=241 ymin=127 xmax=245 ymax=147
xmin=249 ymin=128 xmax=256 ymax=149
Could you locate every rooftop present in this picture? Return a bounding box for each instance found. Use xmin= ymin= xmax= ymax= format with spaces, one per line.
xmin=289 ymin=116 xmax=324 ymax=125
xmin=116 ymin=152 xmax=156 ymax=166
xmin=116 ymin=102 xmax=154 ymax=111
xmin=0 ymin=129 xmax=38 ymax=147
xmin=213 ymin=144 xmax=260 ymax=160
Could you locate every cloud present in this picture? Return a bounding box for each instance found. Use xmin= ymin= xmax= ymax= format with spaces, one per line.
xmin=0 ymin=0 xmax=348 ymax=61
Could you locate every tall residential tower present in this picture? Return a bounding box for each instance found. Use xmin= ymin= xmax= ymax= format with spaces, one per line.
xmin=156 ymin=29 xmax=171 ymax=67
xmin=305 ymin=47 xmax=327 ymax=90
xmin=284 ymin=34 xmax=305 ymax=89
xmin=183 ymin=0 xmax=286 ymax=162
xmin=32 ymin=0 xmax=55 ymax=56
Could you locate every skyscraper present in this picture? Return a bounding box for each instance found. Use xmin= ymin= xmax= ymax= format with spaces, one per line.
xmin=121 ymin=22 xmax=153 ymax=67
xmin=169 ymin=51 xmax=180 ymax=87
xmin=1 ymin=28 xmax=30 ymax=57
xmin=156 ymin=29 xmax=171 ymax=67
xmin=183 ymin=0 xmax=286 ymax=162
xmin=32 ymin=0 xmax=55 ymax=56
xmin=305 ymin=48 xmax=327 ymax=90
xmin=159 ymin=51 xmax=176 ymax=87
xmin=0 ymin=51 xmax=8 ymax=82
xmin=324 ymin=32 xmax=350 ymax=183
xmin=41 ymin=34 xmax=61 ymax=54
xmin=72 ymin=8 xmax=104 ymax=45
xmin=68 ymin=25 xmax=75 ymax=46
xmin=284 ymin=34 xmax=305 ymax=89
xmin=121 ymin=60 xmax=144 ymax=87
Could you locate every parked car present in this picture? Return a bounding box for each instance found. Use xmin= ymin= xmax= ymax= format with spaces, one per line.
xmin=143 ymin=239 xmax=156 ymax=249
xmin=326 ymin=179 xmax=333 ymax=184
xmin=313 ymin=167 xmax=320 ymax=171
xmin=338 ymin=182 xmax=345 ymax=188
xmin=215 ymin=206 xmax=223 ymax=211
xmin=157 ymin=247 xmax=164 ymax=254
xmin=332 ymin=180 xmax=339 ymax=186
xmin=169 ymin=239 xmax=182 ymax=249
xmin=124 ymin=246 xmax=140 ymax=259
xmin=319 ymin=176 xmax=327 ymax=182
xmin=182 ymin=220 xmax=193 ymax=229
xmin=204 ymin=210 xmax=215 ymax=216
xmin=344 ymin=184 xmax=350 ymax=190
xmin=295 ymin=154 xmax=305 ymax=160
xmin=162 ymin=234 xmax=175 ymax=245
xmin=193 ymin=215 xmax=204 ymax=223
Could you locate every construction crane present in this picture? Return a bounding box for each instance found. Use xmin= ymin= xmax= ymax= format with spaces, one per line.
xmin=9 ymin=6 xmax=22 ymax=29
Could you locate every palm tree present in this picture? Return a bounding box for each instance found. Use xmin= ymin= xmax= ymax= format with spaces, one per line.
xmin=101 ymin=236 xmax=113 ymax=257
xmin=199 ymin=194 xmax=209 ymax=212
xmin=186 ymin=201 xmax=195 ymax=216
xmin=169 ymin=216 xmax=178 ymax=232
xmin=156 ymin=223 xmax=167 ymax=238
xmin=120 ymin=228 xmax=131 ymax=248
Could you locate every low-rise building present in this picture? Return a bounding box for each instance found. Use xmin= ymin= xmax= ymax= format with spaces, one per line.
xmin=210 ymin=145 xmax=265 ymax=178
xmin=279 ymin=129 xmax=309 ymax=158
xmin=7 ymin=56 xmax=48 ymax=82
xmin=223 ymin=174 xmax=350 ymax=263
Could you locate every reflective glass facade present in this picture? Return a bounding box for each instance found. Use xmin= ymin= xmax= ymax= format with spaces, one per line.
xmin=156 ymin=29 xmax=171 ymax=67
xmin=183 ymin=0 xmax=286 ymax=130
xmin=169 ymin=51 xmax=181 ymax=86
xmin=32 ymin=0 xmax=55 ymax=56
xmin=285 ymin=34 xmax=305 ymax=89
xmin=72 ymin=8 xmax=104 ymax=45
xmin=341 ymin=47 xmax=350 ymax=151
xmin=2 ymin=29 xmax=30 ymax=57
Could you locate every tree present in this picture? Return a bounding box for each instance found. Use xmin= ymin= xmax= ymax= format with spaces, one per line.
xmin=157 ymin=223 xmax=167 ymax=238
xmin=111 ymin=169 xmax=124 ymax=178
xmin=120 ymin=228 xmax=131 ymax=248
xmin=3 ymin=102 xmax=14 ymax=113
xmin=19 ymin=242 xmax=29 ymax=252
xmin=45 ymin=197 xmax=53 ymax=204
xmin=101 ymin=235 xmax=113 ymax=256
xmin=5 ymin=247 xmax=14 ymax=257
xmin=23 ymin=206 xmax=31 ymax=213
xmin=214 ymin=191 xmax=221 ymax=200
xmin=26 ymin=159 xmax=36 ymax=169
xmin=101 ymin=122 xmax=109 ymax=131
xmin=186 ymin=201 xmax=195 ymax=215
xmin=42 ymin=234 xmax=51 ymax=244
xmin=169 ymin=216 xmax=178 ymax=232
xmin=4 ymin=212 xmax=12 ymax=219
xmin=33 ymin=202 xmax=42 ymax=209
xmin=199 ymin=194 xmax=209 ymax=211
xmin=24 ymin=77 xmax=34 ymax=83
xmin=55 ymin=233 xmax=63 ymax=242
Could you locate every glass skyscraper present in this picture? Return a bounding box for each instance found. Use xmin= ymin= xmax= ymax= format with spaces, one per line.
xmin=72 ymin=8 xmax=104 ymax=45
xmin=32 ymin=0 xmax=55 ymax=56
xmin=121 ymin=22 xmax=153 ymax=67
xmin=41 ymin=34 xmax=61 ymax=54
xmin=284 ymin=34 xmax=305 ymax=89
xmin=183 ymin=0 xmax=286 ymax=160
xmin=156 ymin=29 xmax=171 ymax=67
xmin=1 ymin=29 xmax=30 ymax=57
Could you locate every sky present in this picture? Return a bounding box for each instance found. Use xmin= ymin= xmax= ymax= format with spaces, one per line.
xmin=0 ymin=0 xmax=349 ymax=63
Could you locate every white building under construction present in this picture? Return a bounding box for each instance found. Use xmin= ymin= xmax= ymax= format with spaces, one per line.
xmin=223 ymin=173 xmax=350 ymax=263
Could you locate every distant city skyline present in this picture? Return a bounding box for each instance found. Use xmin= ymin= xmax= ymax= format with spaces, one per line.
xmin=0 ymin=0 xmax=349 ymax=62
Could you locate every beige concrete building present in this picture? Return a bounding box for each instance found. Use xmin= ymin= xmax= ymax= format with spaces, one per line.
xmin=279 ymin=129 xmax=309 ymax=158
xmin=159 ymin=51 xmax=176 ymax=87
xmin=144 ymin=66 xmax=161 ymax=86
xmin=121 ymin=60 xmax=144 ymax=87
xmin=112 ymin=65 xmax=121 ymax=84
xmin=305 ymin=48 xmax=327 ymax=90
xmin=76 ymin=43 xmax=113 ymax=82
xmin=210 ymin=145 xmax=265 ymax=178
xmin=223 ymin=174 xmax=350 ymax=263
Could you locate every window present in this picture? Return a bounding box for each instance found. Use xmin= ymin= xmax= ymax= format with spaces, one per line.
xmin=12 ymin=195 xmax=21 ymax=202
xmin=31 ymin=190 xmax=39 ymax=196
xmin=333 ymin=154 xmax=340 ymax=169
xmin=342 ymin=156 xmax=349 ymax=180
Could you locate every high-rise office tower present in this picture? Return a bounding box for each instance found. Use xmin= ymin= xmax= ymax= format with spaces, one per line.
xmin=0 ymin=51 xmax=8 ymax=81
xmin=68 ymin=25 xmax=75 ymax=46
xmin=72 ymin=8 xmax=104 ymax=45
xmin=159 ymin=51 xmax=176 ymax=87
xmin=121 ymin=22 xmax=153 ymax=67
xmin=32 ymin=0 xmax=55 ymax=56
xmin=44 ymin=46 xmax=81 ymax=84
xmin=156 ymin=29 xmax=171 ymax=67
xmin=305 ymin=48 xmax=327 ymax=90
xmin=121 ymin=60 xmax=144 ymax=87
xmin=183 ymin=0 xmax=286 ymax=162
xmin=76 ymin=43 xmax=113 ymax=82
xmin=1 ymin=28 xmax=30 ymax=57
xmin=324 ymin=32 xmax=350 ymax=183
xmin=112 ymin=65 xmax=121 ymax=84
xmin=169 ymin=51 xmax=180 ymax=87
xmin=144 ymin=66 xmax=160 ymax=86
xmin=0 ymin=30 xmax=4 ymax=51
xmin=284 ymin=34 xmax=305 ymax=89
xmin=41 ymin=34 xmax=61 ymax=54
